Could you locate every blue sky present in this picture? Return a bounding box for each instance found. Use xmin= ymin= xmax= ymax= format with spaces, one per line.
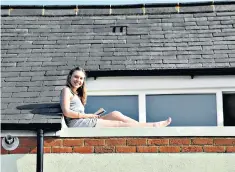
xmin=1 ymin=0 xmax=229 ymax=5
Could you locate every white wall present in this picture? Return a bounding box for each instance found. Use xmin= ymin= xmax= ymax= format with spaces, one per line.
xmin=2 ymin=153 xmax=235 ymax=172
xmin=86 ymin=75 xmax=235 ymax=91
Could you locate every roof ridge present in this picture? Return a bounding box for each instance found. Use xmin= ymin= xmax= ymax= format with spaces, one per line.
xmin=1 ymin=1 xmax=235 ymax=9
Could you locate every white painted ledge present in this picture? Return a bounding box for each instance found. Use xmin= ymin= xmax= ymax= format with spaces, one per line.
xmin=1 ymin=131 xmax=57 ymax=137
xmin=57 ymin=127 xmax=235 ymax=137
xmin=2 ymin=127 xmax=235 ymax=137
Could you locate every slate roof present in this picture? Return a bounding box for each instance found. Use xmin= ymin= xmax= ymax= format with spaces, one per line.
xmin=1 ymin=1 xmax=235 ymax=130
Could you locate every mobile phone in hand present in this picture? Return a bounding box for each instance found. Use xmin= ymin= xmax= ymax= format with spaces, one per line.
xmin=94 ymin=108 xmax=106 ymax=116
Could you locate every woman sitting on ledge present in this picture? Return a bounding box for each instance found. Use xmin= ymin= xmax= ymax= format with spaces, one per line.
xmin=60 ymin=67 xmax=172 ymax=128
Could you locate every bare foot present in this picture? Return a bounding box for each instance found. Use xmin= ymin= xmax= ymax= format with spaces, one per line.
xmin=153 ymin=117 xmax=172 ymax=128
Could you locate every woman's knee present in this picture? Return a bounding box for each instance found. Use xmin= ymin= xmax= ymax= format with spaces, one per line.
xmin=111 ymin=111 xmax=122 ymax=115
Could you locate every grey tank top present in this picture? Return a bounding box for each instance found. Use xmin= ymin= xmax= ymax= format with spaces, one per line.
xmin=60 ymin=88 xmax=85 ymax=124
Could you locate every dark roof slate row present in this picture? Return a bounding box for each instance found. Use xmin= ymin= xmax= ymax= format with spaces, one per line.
xmin=1 ymin=2 xmax=235 ymax=16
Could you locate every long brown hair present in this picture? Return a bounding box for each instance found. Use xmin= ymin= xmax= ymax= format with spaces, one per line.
xmin=66 ymin=67 xmax=87 ymax=105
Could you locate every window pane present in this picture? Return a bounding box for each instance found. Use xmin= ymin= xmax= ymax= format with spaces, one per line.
xmin=223 ymin=94 xmax=235 ymax=126
xmin=85 ymin=95 xmax=139 ymax=121
xmin=146 ymin=94 xmax=217 ymax=126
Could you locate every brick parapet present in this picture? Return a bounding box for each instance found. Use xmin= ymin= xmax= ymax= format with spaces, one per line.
xmin=1 ymin=137 xmax=235 ymax=154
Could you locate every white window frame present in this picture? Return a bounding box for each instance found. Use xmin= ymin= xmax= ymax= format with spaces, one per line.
xmin=86 ymin=75 xmax=235 ymax=126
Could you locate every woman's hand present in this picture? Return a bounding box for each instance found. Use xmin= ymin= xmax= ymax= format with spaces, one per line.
xmin=87 ymin=114 xmax=99 ymax=118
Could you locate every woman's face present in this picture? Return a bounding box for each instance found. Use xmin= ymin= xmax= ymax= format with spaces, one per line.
xmin=70 ymin=70 xmax=85 ymax=89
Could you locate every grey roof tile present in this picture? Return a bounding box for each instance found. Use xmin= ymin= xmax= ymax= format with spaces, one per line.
xmin=1 ymin=120 xmax=20 ymax=124
xmin=1 ymin=2 xmax=235 ymax=130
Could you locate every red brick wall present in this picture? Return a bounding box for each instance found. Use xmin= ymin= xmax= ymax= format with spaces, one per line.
xmin=1 ymin=137 xmax=235 ymax=154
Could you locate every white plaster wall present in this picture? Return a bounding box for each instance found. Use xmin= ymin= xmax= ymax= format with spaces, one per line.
xmin=1 ymin=153 xmax=235 ymax=172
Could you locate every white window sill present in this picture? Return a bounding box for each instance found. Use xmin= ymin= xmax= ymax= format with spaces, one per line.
xmin=2 ymin=127 xmax=235 ymax=137
xmin=57 ymin=127 xmax=235 ymax=137
xmin=1 ymin=131 xmax=57 ymax=137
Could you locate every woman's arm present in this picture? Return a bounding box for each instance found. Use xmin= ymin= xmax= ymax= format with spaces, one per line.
xmin=60 ymin=87 xmax=98 ymax=119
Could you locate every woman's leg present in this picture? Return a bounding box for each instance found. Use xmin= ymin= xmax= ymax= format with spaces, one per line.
xmin=99 ymin=111 xmax=172 ymax=127
xmin=96 ymin=119 xmax=152 ymax=127
xmin=153 ymin=117 xmax=172 ymax=127
xmin=100 ymin=111 xmax=138 ymax=124
xmin=96 ymin=117 xmax=171 ymax=128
